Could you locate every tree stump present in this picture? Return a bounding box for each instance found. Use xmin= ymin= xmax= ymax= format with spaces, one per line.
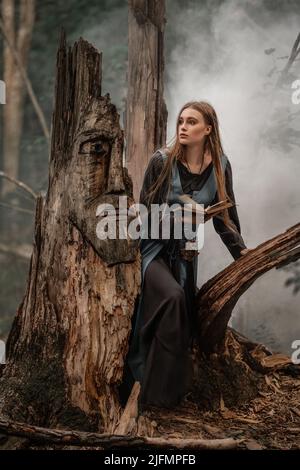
xmin=0 ymin=31 xmax=141 ymax=433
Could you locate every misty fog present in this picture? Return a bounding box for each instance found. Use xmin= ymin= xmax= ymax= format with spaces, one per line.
xmin=165 ymin=0 xmax=300 ymax=353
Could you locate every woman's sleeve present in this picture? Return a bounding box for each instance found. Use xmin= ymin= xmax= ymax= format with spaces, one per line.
xmin=139 ymin=150 xmax=164 ymax=206
xmin=139 ymin=151 xmax=174 ymax=245
xmin=212 ymin=159 xmax=247 ymax=260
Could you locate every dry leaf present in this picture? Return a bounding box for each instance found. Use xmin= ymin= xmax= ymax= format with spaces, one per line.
xmin=221 ymin=409 xmax=237 ymax=419
xmin=171 ymin=416 xmax=199 ymax=425
xmin=245 ymin=439 xmax=264 ymax=450
xmin=286 ymin=427 xmax=300 ymax=433
xmin=233 ymin=417 xmax=262 ymax=424
xmin=264 ymin=375 xmax=284 ymax=394
xmin=202 ymin=423 xmax=226 ymax=438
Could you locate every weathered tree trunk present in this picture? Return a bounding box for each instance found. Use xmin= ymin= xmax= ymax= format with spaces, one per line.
xmin=0 ymin=31 xmax=141 ymax=433
xmin=1 ymin=0 xmax=35 ymax=196
xmin=125 ymin=0 xmax=168 ymax=202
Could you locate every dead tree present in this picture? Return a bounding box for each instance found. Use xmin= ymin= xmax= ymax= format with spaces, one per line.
xmin=125 ymin=0 xmax=168 ymax=202
xmin=0 ymin=31 xmax=141 ymax=433
xmin=1 ymin=0 xmax=37 ymax=196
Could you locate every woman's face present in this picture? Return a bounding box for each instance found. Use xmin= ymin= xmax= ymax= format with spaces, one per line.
xmin=178 ymin=108 xmax=211 ymax=145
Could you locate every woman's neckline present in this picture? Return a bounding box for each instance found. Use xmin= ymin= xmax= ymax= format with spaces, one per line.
xmin=177 ymin=159 xmax=213 ymax=176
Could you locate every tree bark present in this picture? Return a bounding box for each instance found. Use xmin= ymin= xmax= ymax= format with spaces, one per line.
xmin=196 ymin=222 xmax=300 ymax=354
xmin=0 ymin=30 xmax=141 ymax=433
xmin=125 ymin=0 xmax=168 ymax=202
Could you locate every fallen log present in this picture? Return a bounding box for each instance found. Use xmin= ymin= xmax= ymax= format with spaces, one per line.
xmin=0 ymin=418 xmax=243 ymax=450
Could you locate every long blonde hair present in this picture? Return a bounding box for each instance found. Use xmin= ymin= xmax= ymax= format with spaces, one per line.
xmin=146 ymin=100 xmax=238 ymax=233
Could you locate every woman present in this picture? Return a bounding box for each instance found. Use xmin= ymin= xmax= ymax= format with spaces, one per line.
xmin=119 ymin=100 xmax=249 ymax=410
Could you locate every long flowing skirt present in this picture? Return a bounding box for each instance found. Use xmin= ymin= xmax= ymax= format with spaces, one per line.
xmin=119 ymin=246 xmax=196 ymax=409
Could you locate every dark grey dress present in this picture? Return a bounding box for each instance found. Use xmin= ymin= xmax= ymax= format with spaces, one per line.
xmin=118 ymin=150 xmax=247 ymax=409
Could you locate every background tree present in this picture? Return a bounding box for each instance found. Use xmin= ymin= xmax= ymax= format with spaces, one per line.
xmin=1 ymin=0 xmax=36 ymax=196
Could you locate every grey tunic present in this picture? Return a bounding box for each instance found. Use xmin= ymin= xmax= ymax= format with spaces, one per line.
xmin=140 ymin=151 xmax=247 ymax=260
xmin=118 ymin=150 xmax=247 ymax=409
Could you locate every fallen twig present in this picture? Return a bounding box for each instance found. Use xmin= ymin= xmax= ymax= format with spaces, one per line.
xmin=0 ymin=171 xmax=37 ymax=199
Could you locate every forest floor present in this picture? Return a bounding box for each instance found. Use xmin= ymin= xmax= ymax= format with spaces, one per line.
xmin=141 ymin=371 xmax=300 ymax=450
xmin=0 ymin=362 xmax=299 ymax=450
